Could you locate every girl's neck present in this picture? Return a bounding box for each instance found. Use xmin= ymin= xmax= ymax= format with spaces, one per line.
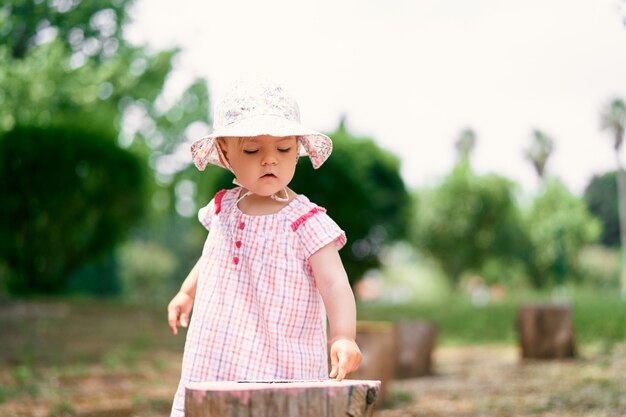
xmin=236 ymin=188 xmax=295 ymax=216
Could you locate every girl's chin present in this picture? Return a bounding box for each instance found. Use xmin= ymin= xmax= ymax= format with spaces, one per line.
xmin=246 ymin=187 xmax=287 ymax=198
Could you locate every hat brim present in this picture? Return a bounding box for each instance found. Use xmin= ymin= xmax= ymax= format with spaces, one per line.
xmin=191 ymin=115 xmax=332 ymax=170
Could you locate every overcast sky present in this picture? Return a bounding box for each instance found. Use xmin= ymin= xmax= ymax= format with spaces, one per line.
xmin=126 ymin=0 xmax=626 ymax=196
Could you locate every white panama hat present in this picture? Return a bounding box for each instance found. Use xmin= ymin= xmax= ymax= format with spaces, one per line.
xmin=191 ymin=78 xmax=333 ymax=171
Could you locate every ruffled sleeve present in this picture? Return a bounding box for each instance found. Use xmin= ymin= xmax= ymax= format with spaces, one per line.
xmin=292 ymin=206 xmax=347 ymax=259
xmin=197 ymin=189 xmax=228 ymax=231
xmin=197 ymin=200 xmax=215 ymax=231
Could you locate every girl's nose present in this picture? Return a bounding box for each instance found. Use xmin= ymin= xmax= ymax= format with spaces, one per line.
xmin=262 ymin=151 xmax=278 ymax=166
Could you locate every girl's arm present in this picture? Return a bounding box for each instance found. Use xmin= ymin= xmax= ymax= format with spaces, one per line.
xmin=167 ymin=258 xmax=200 ymax=335
xmin=310 ymin=243 xmax=362 ymax=381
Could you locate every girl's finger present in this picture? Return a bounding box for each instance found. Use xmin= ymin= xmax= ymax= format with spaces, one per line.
xmin=180 ymin=313 xmax=189 ymax=328
xmin=168 ymin=307 xmax=180 ymax=335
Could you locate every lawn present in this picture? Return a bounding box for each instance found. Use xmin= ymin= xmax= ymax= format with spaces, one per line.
xmin=0 ymin=291 xmax=624 ymax=416
xmin=357 ymin=289 xmax=626 ymax=349
xmin=0 ymin=298 xmax=183 ymax=416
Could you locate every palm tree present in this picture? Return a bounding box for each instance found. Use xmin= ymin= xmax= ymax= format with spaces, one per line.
xmin=455 ymin=128 xmax=476 ymax=161
xmin=600 ymin=98 xmax=626 ymax=299
xmin=524 ymin=129 xmax=554 ymax=183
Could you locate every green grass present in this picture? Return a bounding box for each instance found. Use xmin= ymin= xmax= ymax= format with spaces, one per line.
xmin=0 ymin=297 xmax=184 ymax=368
xmin=357 ymin=288 xmax=626 ymax=348
xmin=0 ymin=293 xmax=625 ymax=416
xmin=0 ymin=298 xmax=184 ymax=416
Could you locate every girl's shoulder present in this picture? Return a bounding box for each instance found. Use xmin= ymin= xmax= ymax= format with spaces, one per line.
xmin=212 ymin=188 xmax=239 ymax=215
xmin=283 ymin=194 xmax=332 ymax=231
xmin=197 ymin=188 xmax=239 ymax=229
xmin=284 ymin=193 xmax=347 ymax=253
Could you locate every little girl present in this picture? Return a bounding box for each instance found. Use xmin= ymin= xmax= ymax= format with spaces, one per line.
xmin=166 ymin=79 xmax=362 ymax=417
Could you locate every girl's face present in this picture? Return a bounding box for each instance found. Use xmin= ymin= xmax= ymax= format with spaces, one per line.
xmin=219 ymin=135 xmax=299 ymax=198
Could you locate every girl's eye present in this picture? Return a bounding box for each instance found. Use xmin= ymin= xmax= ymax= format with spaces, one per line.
xmin=243 ymin=149 xmax=259 ymax=154
xmin=278 ymin=147 xmax=292 ymax=153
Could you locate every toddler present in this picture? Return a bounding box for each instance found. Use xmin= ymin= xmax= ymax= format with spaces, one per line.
xmin=167 ymin=78 xmax=362 ymax=416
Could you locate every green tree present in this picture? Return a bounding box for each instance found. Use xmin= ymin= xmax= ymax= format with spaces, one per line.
xmin=522 ymin=179 xmax=601 ymax=289
xmin=0 ymin=0 xmax=210 ymax=164
xmin=413 ymin=161 xmax=524 ymax=288
xmin=455 ymin=128 xmax=476 ymax=161
xmin=0 ymin=1 xmax=211 ymax=294
xmin=600 ymin=98 xmax=626 ymax=297
xmin=1 ymin=0 xmax=131 ymax=60
xmin=524 ymin=129 xmax=554 ymax=182
xmin=584 ymin=171 xmax=620 ymax=247
xmin=0 ymin=124 xmax=146 ymax=294
xmin=292 ymin=121 xmax=411 ymax=285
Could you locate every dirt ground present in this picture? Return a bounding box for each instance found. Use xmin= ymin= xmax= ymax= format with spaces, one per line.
xmin=378 ymin=344 xmax=626 ymax=417
xmin=1 ymin=300 xmax=625 ymax=416
xmin=2 ymin=344 xmax=626 ymax=417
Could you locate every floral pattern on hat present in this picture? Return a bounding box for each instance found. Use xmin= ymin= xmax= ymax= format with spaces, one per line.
xmin=191 ymin=78 xmax=332 ymax=171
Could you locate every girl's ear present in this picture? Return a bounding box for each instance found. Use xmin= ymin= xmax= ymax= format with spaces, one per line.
xmin=217 ymin=137 xmax=228 ymax=156
xmin=216 ymin=137 xmax=231 ymax=168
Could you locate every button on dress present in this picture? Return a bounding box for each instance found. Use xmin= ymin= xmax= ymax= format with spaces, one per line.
xmin=171 ymin=187 xmax=347 ymax=416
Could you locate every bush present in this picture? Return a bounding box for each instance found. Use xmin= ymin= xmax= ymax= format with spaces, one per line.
xmin=578 ymin=245 xmax=620 ymax=290
xmin=118 ymin=240 xmax=179 ymax=303
xmin=0 ymin=124 xmax=146 ymax=294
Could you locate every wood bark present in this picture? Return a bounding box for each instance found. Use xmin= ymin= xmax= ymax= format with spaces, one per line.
xmin=185 ymin=379 xmax=380 ymax=417
xmin=393 ymin=320 xmax=437 ymax=378
xmin=614 ymin=153 xmax=626 ymax=299
xmin=349 ymin=321 xmax=395 ymax=404
xmin=517 ymin=304 xmax=575 ymax=359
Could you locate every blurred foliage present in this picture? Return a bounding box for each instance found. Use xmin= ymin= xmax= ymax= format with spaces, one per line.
xmin=292 ymin=121 xmax=412 ymax=285
xmin=173 ymin=120 xmax=412 ymax=287
xmin=0 ymin=124 xmax=146 ymax=294
xmin=600 ymin=98 xmax=625 ymax=152
xmin=578 ymin=245 xmax=620 ymax=290
xmin=117 ymin=240 xmax=179 ymax=303
xmin=0 ymin=0 xmax=131 ymax=60
xmin=358 ymin=287 xmax=626 ymax=347
xmin=454 ymin=128 xmax=476 ymax=160
xmin=0 ymin=0 xmax=211 ymax=295
xmin=584 ymin=171 xmax=619 ymax=247
xmin=525 ymin=129 xmax=554 ymax=181
xmin=413 ymin=160 xmax=525 ymax=288
xmin=0 ymin=1 xmax=619 ymax=298
xmin=476 ymin=256 xmax=528 ymax=288
xmin=0 ymin=0 xmax=211 ymax=184
xmin=522 ymin=179 xmax=601 ymax=288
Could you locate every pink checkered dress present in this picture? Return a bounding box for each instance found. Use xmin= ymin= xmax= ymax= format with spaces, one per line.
xmin=171 ymin=188 xmax=347 ymax=416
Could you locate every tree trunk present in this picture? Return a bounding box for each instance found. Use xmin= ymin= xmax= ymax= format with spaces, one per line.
xmin=185 ymin=380 xmax=380 ymax=417
xmin=393 ymin=320 xmax=437 ymax=379
xmin=517 ymin=304 xmax=575 ymax=359
xmin=349 ymin=321 xmax=395 ymax=404
xmin=614 ymin=151 xmax=626 ymax=299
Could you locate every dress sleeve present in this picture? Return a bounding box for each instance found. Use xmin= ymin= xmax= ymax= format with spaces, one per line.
xmin=292 ymin=207 xmax=347 ymax=259
xmin=198 ymin=189 xmax=228 ymax=231
xmin=198 ymin=199 xmax=216 ymax=231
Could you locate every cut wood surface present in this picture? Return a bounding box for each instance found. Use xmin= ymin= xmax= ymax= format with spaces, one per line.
xmin=185 ymin=379 xmax=381 ymax=417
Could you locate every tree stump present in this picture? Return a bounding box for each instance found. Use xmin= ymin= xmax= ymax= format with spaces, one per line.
xmin=517 ymin=304 xmax=576 ymax=359
xmin=393 ymin=320 xmax=437 ymax=378
xmin=349 ymin=321 xmax=395 ymax=404
xmin=185 ymin=379 xmax=381 ymax=417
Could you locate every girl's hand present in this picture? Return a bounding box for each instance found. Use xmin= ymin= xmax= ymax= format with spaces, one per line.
xmin=167 ymin=292 xmax=194 ymax=335
xmin=329 ymin=338 xmax=362 ymax=381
